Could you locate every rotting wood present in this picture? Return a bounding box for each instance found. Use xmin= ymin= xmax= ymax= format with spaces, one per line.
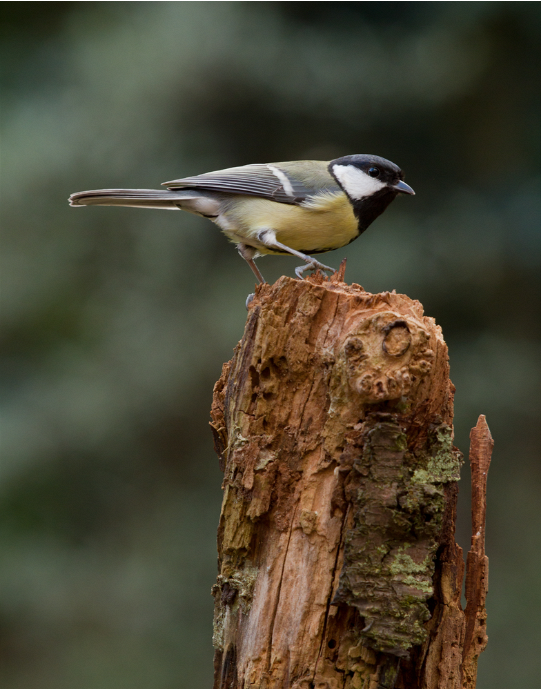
xmin=461 ymin=416 xmax=492 ymax=688
xmin=210 ymin=268 xmax=491 ymax=688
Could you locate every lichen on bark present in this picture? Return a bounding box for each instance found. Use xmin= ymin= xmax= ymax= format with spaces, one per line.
xmin=212 ymin=565 xmax=259 ymax=651
xmin=334 ymin=414 xmax=463 ymax=656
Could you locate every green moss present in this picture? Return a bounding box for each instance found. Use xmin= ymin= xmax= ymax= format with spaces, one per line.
xmin=393 ymin=433 xmax=408 ymax=452
xmin=412 ymin=425 xmax=463 ymax=485
xmin=388 ymin=549 xmax=431 ymax=576
xmin=335 ymin=417 xmax=463 ymax=656
xmin=400 ymin=575 xmax=433 ymax=594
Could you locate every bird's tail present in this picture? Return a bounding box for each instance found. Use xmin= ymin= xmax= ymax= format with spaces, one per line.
xmin=68 ymin=188 xmax=217 ymax=212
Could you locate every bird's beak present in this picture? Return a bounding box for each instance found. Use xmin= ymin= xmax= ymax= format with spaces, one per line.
xmin=392 ymin=180 xmax=415 ymax=195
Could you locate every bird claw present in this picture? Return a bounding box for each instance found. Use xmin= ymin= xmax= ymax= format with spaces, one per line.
xmin=295 ymin=260 xmax=335 ymax=280
xmin=245 ymin=292 xmax=255 ymax=310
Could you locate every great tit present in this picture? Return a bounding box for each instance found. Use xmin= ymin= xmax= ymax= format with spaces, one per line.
xmin=69 ymin=154 xmax=414 ymax=282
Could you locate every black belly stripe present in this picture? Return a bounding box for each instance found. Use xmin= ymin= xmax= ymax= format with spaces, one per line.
xmin=297 ymin=230 xmax=362 ymax=255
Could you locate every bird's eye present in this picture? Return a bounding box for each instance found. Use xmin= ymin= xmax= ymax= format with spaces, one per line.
xmin=368 ymin=167 xmax=380 ymax=177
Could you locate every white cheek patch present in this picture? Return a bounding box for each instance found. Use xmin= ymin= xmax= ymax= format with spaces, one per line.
xmin=332 ymin=164 xmax=386 ymax=200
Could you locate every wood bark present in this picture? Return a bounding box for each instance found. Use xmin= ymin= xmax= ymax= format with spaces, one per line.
xmin=210 ymin=269 xmax=491 ymax=689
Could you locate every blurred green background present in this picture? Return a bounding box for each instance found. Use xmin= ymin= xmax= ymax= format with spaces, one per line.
xmin=1 ymin=2 xmax=539 ymax=688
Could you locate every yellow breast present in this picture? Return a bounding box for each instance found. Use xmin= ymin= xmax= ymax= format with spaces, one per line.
xmin=218 ymin=192 xmax=359 ymax=255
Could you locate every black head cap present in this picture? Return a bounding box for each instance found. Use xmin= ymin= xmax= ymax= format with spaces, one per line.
xmin=331 ymin=154 xmax=404 ymax=184
xmin=329 ymin=154 xmax=414 ymax=200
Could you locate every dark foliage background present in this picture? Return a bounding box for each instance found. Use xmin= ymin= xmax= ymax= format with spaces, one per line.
xmin=1 ymin=2 xmax=539 ymax=687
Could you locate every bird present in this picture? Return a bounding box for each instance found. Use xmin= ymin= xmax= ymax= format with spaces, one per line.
xmin=69 ymin=154 xmax=414 ymax=283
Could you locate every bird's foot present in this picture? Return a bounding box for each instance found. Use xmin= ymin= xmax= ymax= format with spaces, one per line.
xmin=295 ymin=260 xmax=335 ymax=280
xmin=245 ymin=292 xmax=255 ymax=310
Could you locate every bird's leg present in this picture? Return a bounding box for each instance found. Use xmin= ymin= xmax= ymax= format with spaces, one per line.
xmin=238 ymin=243 xmax=266 ymax=309
xmin=237 ymin=243 xmax=266 ymax=284
xmin=256 ymin=229 xmax=334 ymax=280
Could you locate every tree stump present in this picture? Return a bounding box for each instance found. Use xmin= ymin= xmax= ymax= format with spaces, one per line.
xmin=210 ymin=269 xmax=491 ymax=689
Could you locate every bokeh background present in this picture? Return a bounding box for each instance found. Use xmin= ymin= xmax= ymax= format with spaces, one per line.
xmin=1 ymin=2 xmax=539 ymax=688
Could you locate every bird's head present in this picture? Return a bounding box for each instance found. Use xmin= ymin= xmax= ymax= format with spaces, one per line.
xmin=329 ymin=154 xmax=415 ymax=201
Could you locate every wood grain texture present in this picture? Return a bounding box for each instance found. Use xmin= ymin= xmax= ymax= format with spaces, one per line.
xmin=462 ymin=416 xmax=492 ymax=688
xmin=210 ymin=272 xmax=490 ymax=688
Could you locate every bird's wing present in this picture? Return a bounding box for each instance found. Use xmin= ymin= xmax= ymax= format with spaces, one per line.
xmin=162 ymin=162 xmax=339 ymax=206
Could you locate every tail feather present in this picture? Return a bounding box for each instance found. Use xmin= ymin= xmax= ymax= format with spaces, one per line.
xmin=68 ymin=188 xmax=220 ymax=214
